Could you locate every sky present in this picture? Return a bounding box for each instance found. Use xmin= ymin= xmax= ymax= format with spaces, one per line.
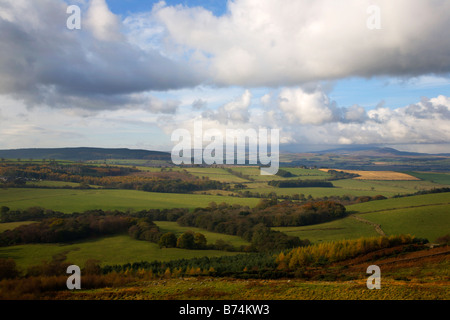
xmin=0 ymin=0 xmax=450 ymax=154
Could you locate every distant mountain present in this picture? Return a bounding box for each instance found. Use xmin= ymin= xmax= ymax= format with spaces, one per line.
xmin=0 ymin=147 xmax=171 ymax=161
xmin=279 ymin=145 xmax=450 ymax=172
xmin=316 ymin=146 xmax=431 ymax=157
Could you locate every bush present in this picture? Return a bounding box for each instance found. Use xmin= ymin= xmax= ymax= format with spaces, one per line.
xmin=0 ymin=258 xmax=20 ymax=280
xmin=436 ymin=234 xmax=450 ymax=245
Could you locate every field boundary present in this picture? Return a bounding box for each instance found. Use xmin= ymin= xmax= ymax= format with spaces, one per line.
xmin=352 ymin=202 xmax=450 ymax=215
xmin=350 ymin=214 xmax=386 ymax=236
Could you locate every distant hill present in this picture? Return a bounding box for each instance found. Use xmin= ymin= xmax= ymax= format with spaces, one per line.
xmin=316 ymin=146 xmax=429 ymax=157
xmin=281 ymin=146 xmax=450 ymax=172
xmin=0 ymin=147 xmax=171 ymax=161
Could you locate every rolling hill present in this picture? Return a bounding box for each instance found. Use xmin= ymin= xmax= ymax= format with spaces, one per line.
xmin=0 ymin=147 xmax=171 ymax=161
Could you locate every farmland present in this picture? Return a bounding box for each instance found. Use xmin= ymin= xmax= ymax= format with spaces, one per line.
xmin=0 ymin=188 xmax=260 ymax=213
xmin=0 ymin=235 xmax=242 ymax=271
xmin=0 ymin=157 xmax=449 ymax=301
xmin=319 ymin=169 xmax=421 ymax=180
xmin=274 ymin=192 xmax=450 ymax=244
xmin=154 ymin=221 xmax=250 ymax=247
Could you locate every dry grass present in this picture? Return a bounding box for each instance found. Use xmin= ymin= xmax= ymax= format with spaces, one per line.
xmin=320 ymin=169 xmax=420 ymax=181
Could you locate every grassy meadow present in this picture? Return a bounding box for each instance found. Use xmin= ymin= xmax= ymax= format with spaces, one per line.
xmin=0 ymin=188 xmax=260 ymax=213
xmin=273 ymin=216 xmax=380 ymax=244
xmin=154 ymin=221 xmax=250 ymax=247
xmin=274 ymin=192 xmax=450 ymax=244
xmin=0 ymin=234 xmax=243 ymax=272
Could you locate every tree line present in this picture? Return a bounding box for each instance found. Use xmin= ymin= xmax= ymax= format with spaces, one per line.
xmin=0 ymin=213 xmax=133 ymax=246
xmin=0 ymin=197 xmax=348 ymax=253
xmin=0 ymin=207 xmax=242 ymax=252
xmin=0 ymin=163 xmax=230 ymax=193
xmin=268 ymin=179 xmax=334 ymax=188
xmin=276 ymin=234 xmax=422 ymax=271
xmin=176 ymin=200 xmax=347 ymax=251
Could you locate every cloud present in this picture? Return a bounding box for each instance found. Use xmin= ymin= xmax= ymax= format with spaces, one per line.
xmin=85 ymin=0 xmax=124 ymax=42
xmin=155 ymin=83 xmax=450 ymax=150
xmin=343 ymin=104 xmax=368 ymax=123
xmin=201 ymin=89 xmax=252 ymax=124
xmin=278 ymin=86 xmax=337 ymax=125
xmin=403 ymin=96 xmax=450 ymax=120
xmin=2 ymin=0 xmax=448 ymax=114
xmin=154 ymin=0 xmax=450 ymax=86
xmin=274 ymin=92 xmax=450 ymax=146
xmin=192 ymin=98 xmax=207 ymax=110
xmin=0 ymin=0 xmax=201 ymax=111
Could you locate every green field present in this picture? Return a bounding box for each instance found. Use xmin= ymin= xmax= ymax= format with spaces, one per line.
xmin=0 ymin=219 xmax=250 ymax=271
xmin=360 ymin=203 xmax=449 ymax=242
xmin=225 ymin=166 xmax=332 ymax=182
xmin=0 ymin=188 xmax=260 ymax=213
xmin=154 ymin=221 xmax=250 ymax=247
xmin=274 ymin=192 xmax=450 ymax=244
xmin=26 ymin=180 xmax=101 ymax=188
xmin=0 ymin=221 xmax=36 ymax=232
xmin=0 ymin=234 xmax=242 ymax=271
xmin=1 ymin=165 xmax=449 ymax=278
xmin=345 ymin=192 xmax=450 ymax=213
xmin=243 ymin=178 xmax=445 ymax=198
xmin=273 ymin=216 xmax=379 ymax=244
xmin=192 ymin=167 xmax=448 ymax=198
xmin=184 ymin=167 xmax=249 ymax=183
xmin=405 ymin=171 xmax=450 ymax=185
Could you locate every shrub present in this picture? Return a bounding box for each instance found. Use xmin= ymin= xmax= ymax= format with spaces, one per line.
xmin=0 ymin=258 xmax=20 ymax=280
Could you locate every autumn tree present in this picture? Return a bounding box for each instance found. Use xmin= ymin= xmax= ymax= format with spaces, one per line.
xmin=158 ymin=232 xmax=177 ymax=248
xmin=0 ymin=258 xmax=19 ymax=279
xmin=177 ymin=231 xmax=195 ymax=249
xmin=194 ymin=232 xmax=207 ymax=249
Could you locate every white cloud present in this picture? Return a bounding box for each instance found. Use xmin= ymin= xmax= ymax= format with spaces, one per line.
xmin=278 ymin=86 xmax=336 ymax=125
xmin=276 ymin=93 xmax=450 ymax=146
xmin=1 ymin=0 xmax=449 ymax=153
xmin=154 ymin=0 xmax=450 ymax=86
xmin=201 ymin=89 xmax=252 ymax=124
xmin=344 ymin=104 xmax=368 ymax=123
xmin=85 ymin=0 xmax=124 ymax=42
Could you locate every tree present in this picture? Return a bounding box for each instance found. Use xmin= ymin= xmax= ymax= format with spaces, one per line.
xmin=194 ymin=232 xmax=207 ymax=249
xmin=0 ymin=258 xmax=19 ymax=279
xmin=177 ymin=231 xmax=195 ymax=249
xmin=158 ymin=232 xmax=177 ymax=248
xmin=128 ymin=225 xmax=140 ymax=239
xmin=83 ymin=259 xmax=101 ymax=275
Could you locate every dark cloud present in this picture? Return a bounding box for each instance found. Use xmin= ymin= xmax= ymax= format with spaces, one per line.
xmin=404 ymin=97 xmax=450 ymax=120
xmin=192 ymin=98 xmax=207 ymax=110
xmin=0 ymin=0 xmax=201 ymax=111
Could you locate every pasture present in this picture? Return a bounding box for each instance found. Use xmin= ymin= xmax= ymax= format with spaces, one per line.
xmin=0 ymin=234 xmax=242 ymax=271
xmin=274 ymin=192 xmax=450 ymax=244
xmin=272 ymin=217 xmax=379 ymax=244
xmin=0 ymin=188 xmax=260 ymax=213
xmin=154 ymin=221 xmax=250 ymax=247
xmin=405 ymin=171 xmax=450 ymax=185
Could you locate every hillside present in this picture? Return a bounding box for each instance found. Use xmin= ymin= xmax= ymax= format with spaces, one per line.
xmin=0 ymin=147 xmax=171 ymax=161
xmin=281 ymin=147 xmax=450 ymax=172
